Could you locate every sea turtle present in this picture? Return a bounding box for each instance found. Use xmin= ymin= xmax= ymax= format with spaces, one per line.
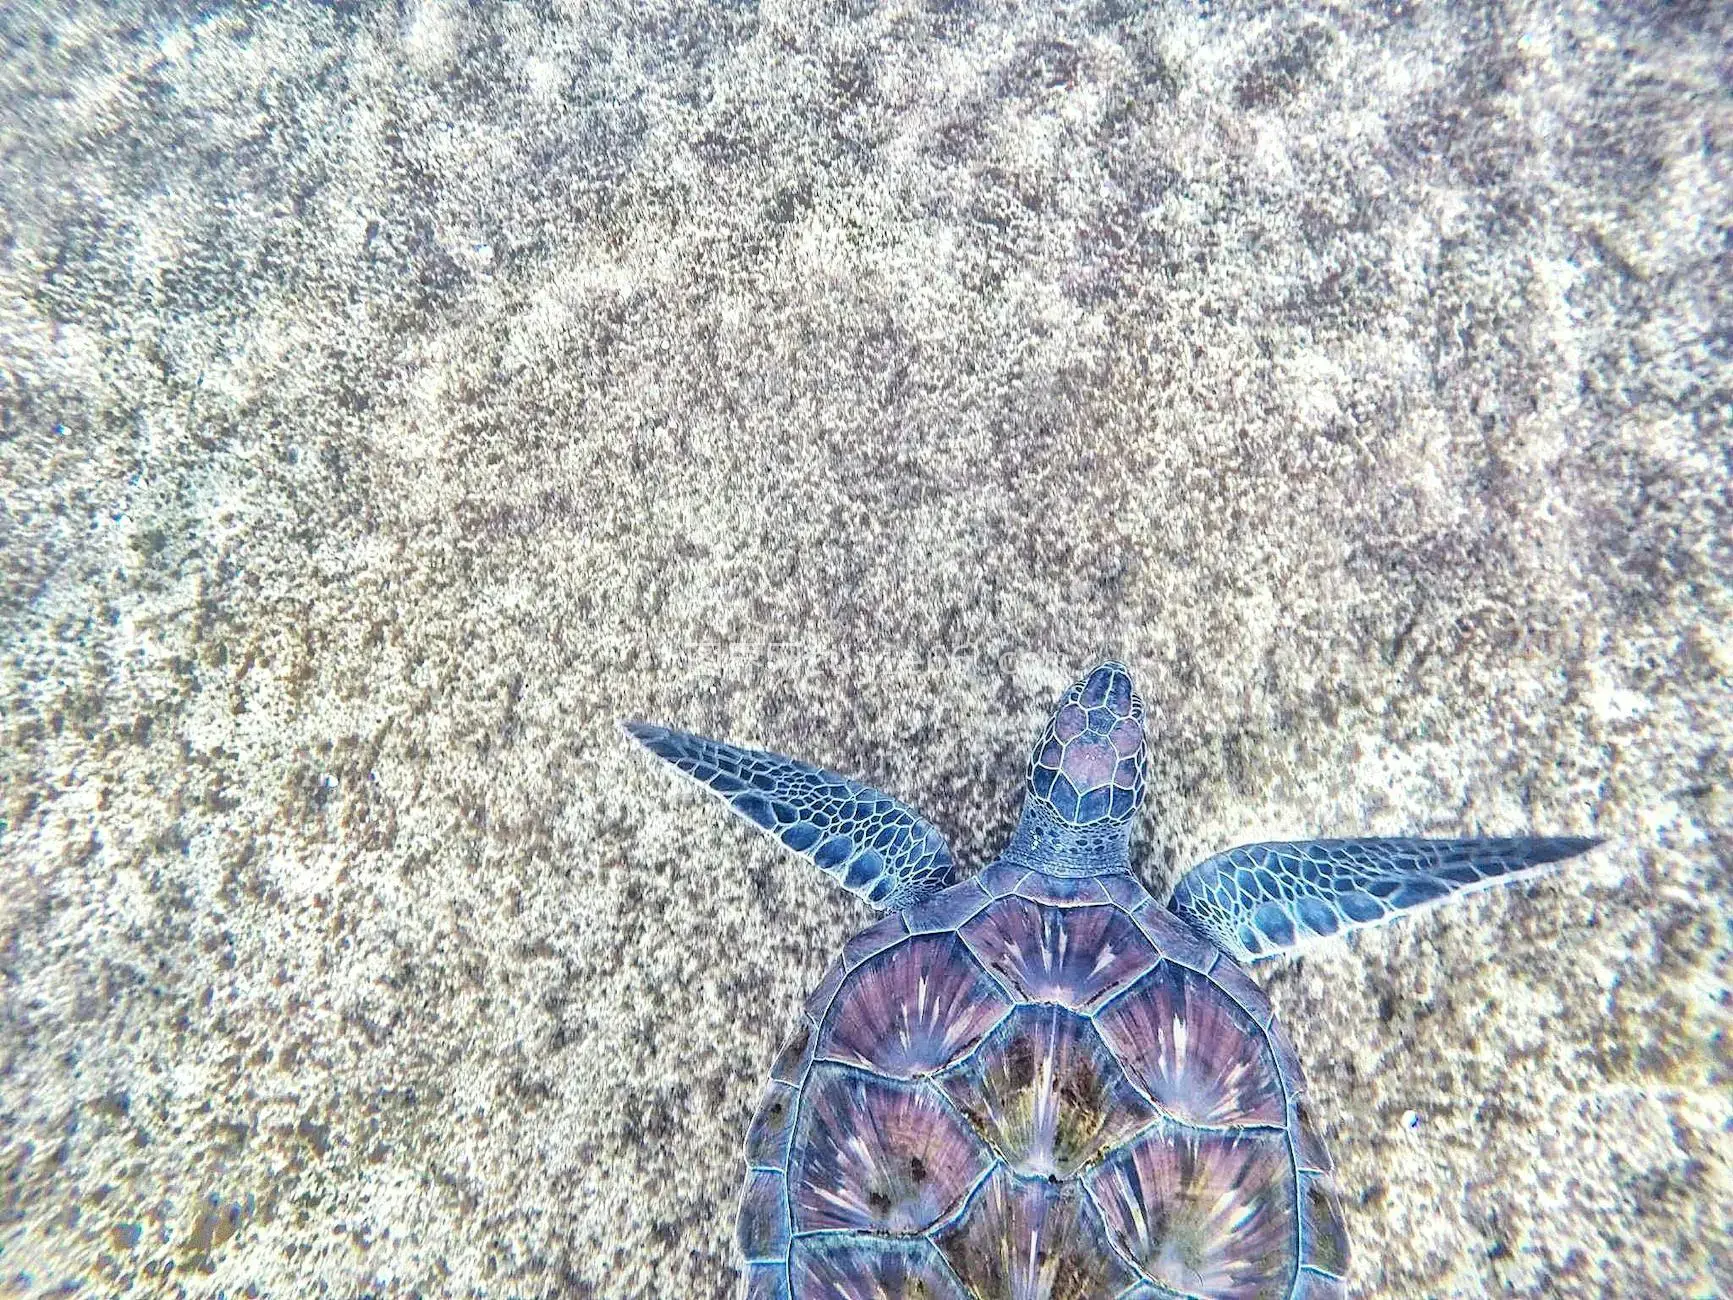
xmin=625 ymin=662 xmax=1596 ymax=1299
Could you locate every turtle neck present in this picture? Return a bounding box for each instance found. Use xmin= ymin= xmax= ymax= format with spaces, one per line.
xmin=999 ymin=799 xmax=1134 ymax=879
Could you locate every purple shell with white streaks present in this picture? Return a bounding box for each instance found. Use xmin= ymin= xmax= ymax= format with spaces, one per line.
xmin=737 ymin=864 xmax=1350 ymax=1300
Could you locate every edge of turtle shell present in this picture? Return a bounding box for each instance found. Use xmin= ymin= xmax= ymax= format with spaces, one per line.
xmin=736 ymin=869 xmax=1351 ymax=1300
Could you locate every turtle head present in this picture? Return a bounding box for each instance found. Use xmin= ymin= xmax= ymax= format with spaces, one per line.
xmin=1027 ymin=661 xmax=1148 ymax=825
xmin=1007 ymin=661 xmax=1148 ymax=875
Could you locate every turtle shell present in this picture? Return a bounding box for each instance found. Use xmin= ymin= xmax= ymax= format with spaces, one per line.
xmin=736 ymin=861 xmax=1350 ymax=1300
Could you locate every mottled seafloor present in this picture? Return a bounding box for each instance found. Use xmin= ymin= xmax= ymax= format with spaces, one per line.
xmin=1 ymin=0 xmax=1729 ymax=1296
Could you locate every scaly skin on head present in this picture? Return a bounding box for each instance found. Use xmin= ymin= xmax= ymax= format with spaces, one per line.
xmin=1003 ymin=661 xmax=1149 ymax=878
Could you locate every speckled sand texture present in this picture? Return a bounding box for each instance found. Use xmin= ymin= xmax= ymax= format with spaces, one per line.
xmin=2 ymin=1 xmax=1729 ymax=1296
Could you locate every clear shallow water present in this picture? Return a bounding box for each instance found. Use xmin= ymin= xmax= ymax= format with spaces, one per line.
xmin=0 ymin=1 xmax=1727 ymax=1296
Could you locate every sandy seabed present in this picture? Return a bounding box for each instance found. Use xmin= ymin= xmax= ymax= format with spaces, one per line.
xmin=1 ymin=1 xmax=1728 ymax=1296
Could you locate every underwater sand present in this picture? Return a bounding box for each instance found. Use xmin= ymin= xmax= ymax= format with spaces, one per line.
xmin=1 ymin=1 xmax=1728 ymax=1296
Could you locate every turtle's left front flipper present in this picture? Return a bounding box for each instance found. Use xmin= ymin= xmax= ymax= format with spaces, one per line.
xmin=622 ymin=721 xmax=955 ymax=911
xmin=1168 ymin=836 xmax=1601 ymax=962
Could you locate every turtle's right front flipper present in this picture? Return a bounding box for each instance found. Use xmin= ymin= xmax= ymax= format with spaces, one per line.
xmin=1168 ymin=836 xmax=1601 ymax=962
xmin=622 ymin=722 xmax=955 ymax=911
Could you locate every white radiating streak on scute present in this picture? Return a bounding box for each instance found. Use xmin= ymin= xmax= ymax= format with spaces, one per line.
xmin=793 ymin=1069 xmax=991 ymax=1236
xmin=1031 ymin=1015 xmax=1060 ymax=1173
xmin=1095 ymin=963 xmax=1285 ymax=1127
xmin=961 ymin=898 xmax=1158 ymax=1010
xmin=1086 ymin=1128 xmax=1297 ymax=1300
xmin=934 ymin=1167 xmax=1136 ymax=1297
xmin=937 ymin=1005 xmax=1157 ymax=1182
xmin=819 ymin=935 xmax=1011 ymax=1077
xmin=1089 ymin=943 xmax=1118 ymax=980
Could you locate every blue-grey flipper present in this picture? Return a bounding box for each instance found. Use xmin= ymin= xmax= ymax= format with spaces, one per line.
xmin=622 ymin=721 xmax=955 ymax=911
xmin=1167 ymin=836 xmax=1601 ymax=962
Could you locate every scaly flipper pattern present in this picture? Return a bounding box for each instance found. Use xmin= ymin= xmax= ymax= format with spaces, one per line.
xmin=623 ymin=722 xmax=955 ymax=911
xmin=1168 ymin=836 xmax=1600 ymax=962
